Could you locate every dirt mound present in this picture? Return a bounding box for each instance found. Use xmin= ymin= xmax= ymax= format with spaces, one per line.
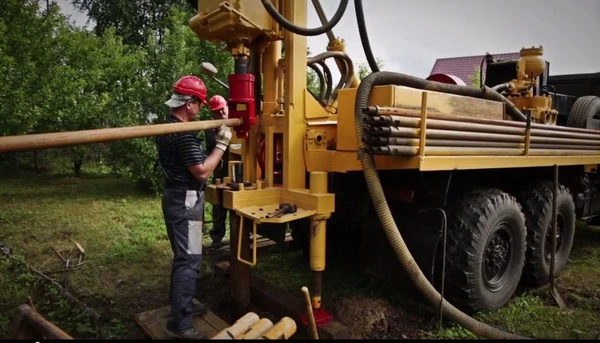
xmin=334 ymin=295 xmax=424 ymax=339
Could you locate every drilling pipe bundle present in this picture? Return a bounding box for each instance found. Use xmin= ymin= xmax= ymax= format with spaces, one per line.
xmin=361 ymin=105 xmax=600 ymax=157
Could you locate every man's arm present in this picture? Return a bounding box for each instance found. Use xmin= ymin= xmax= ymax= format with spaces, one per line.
xmin=181 ymin=125 xmax=232 ymax=181
xmin=188 ymin=148 xmax=224 ymax=181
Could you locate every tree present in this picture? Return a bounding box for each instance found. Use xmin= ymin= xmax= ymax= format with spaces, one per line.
xmin=358 ymin=58 xmax=384 ymax=80
xmin=70 ymin=0 xmax=194 ymax=46
xmin=469 ymin=66 xmax=482 ymax=87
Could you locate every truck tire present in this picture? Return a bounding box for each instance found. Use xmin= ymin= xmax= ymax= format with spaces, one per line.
xmin=516 ymin=182 xmax=576 ymax=285
xmin=566 ymin=96 xmax=600 ymax=129
xmin=445 ymin=188 xmax=527 ymax=313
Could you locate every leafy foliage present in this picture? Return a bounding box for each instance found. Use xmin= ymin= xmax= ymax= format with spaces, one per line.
xmin=358 ymin=58 xmax=384 ymax=80
xmin=0 ymin=0 xmax=232 ymax=192
xmin=469 ymin=66 xmax=482 ymax=87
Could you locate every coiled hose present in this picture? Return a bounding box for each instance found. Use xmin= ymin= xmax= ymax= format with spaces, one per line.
xmin=354 ymin=71 xmax=529 ymax=340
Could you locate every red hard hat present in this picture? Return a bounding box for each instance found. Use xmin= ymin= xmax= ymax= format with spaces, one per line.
xmin=209 ymin=95 xmax=227 ymax=111
xmin=172 ymin=75 xmax=208 ymax=105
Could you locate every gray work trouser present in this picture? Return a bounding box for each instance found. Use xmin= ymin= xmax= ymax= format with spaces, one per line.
xmin=161 ymin=188 xmax=205 ymax=332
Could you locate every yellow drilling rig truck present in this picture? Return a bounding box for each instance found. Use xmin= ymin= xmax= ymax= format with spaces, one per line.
xmin=3 ymin=0 xmax=600 ymax=339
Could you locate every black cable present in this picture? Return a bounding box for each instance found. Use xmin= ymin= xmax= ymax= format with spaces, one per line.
xmin=261 ymin=0 xmax=349 ymax=36
xmin=354 ymin=0 xmax=379 ymax=73
xmin=308 ymin=63 xmax=326 ymax=101
xmin=318 ymin=61 xmax=333 ymax=101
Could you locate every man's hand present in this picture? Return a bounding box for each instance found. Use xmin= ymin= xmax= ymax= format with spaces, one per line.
xmin=215 ymin=124 xmax=232 ymax=151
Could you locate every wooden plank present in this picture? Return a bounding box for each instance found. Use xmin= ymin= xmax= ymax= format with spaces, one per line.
xmin=134 ymin=306 xmax=229 ymax=339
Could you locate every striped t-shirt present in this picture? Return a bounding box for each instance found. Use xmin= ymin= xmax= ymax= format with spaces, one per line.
xmin=156 ymin=115 xmax=206 ymax=183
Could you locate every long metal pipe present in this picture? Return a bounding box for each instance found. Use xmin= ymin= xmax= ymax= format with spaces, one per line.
xmin=366 ymin=109 xmax=600 ymax=142
xmin=368 ymin=125 xmax=600 ymax=147
xmin=368 ymin=145 xmax=600 ymax=157
xmin=368 ymin=126 xmax=525 ymax=142
xmin=365 ymin=105 xmax=600 ymax=136
xmin=365 ymin=112 xmax=600 ymax=145
xmin=364 ymin=115 xmax=525 ymax=135
xmin=0 ymin=118 xmax=243 ymax=153
xmin=363 ymin=136 xmax=600 ymax=151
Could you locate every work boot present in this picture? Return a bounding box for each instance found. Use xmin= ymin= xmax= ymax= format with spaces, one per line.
xmin=164 ymin=326 xmax=207 ymax=340
xmin=210 ymin=240 xmax=222 ymax=249
xmin=167 ymin=299 xmax=208 ymax=317
xmin=191 ymin=298 xmax=208 ymax=316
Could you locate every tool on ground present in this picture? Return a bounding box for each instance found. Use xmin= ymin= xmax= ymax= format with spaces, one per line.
xmin=265 ymin=203 xmax=297 ymax=219
xmin=301 ymin=286 xmax=319 ymax=340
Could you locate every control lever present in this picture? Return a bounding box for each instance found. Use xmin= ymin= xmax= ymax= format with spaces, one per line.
xmin=265 ymin=203 xmax=297 ymax=219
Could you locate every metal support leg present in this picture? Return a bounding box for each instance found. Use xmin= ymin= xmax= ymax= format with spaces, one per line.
xmin=230 ymin=212 xmax=251 ymax=319
xmin=305 ymin=172 xmax=333 ymax=326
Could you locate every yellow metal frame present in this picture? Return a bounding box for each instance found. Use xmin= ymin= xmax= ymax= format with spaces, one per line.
xmin=189 ymin=0 xmax=600 ymax=310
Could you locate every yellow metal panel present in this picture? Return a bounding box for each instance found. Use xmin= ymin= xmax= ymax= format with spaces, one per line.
xmin=189 ymin=0 xmax=275 ymax=42
xmin=419 ymin=156 xmax=600 ymax=171
xmin=206 ymin=185 xmax=220 ymax=205
xmin=392 ymin=86 xmax=504 ymax=121
xmin=305 ymin=150 xmax=421 ymax=172
xmin=235 ymin=204 xmax=315 ymax=224
xmin=223 ymin=188 xmax=281 ymax=211
xmin=337 ymin=86 xmax=395 ymax=151
xmin=281 ymin=189 xmax=335 ymax=215
xmin=304 ymin=89 xmax=330 ymax=119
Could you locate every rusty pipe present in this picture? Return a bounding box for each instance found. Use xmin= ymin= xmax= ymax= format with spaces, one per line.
xmin=365 ymin=112 xmax=600 ymax=142
xmin=365 ymin=106 xmax=600 ymax=136
xmin=367 ymin=145 xmax=600 ymax=157
xmin=363 ymin=136 xmax=524 ymax=148
xmin=11 ymin=304 xmax=73 ymax=339
xmin=368 ymin=145 xmax=524 ymax=156
xmin=368 ymin=126 xmax=525 ymax=142
xmin=367 ymin=124 xmax=600 ymax=147
xmin=362 ymin=135 xmax=600 ymax=151
xmin=364 ymin=115 xmax=525 ymax=135
xmin=0 ymin=118 xmax=243 ymax=154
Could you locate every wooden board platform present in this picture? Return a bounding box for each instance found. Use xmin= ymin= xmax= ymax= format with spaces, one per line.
xmin=134 ymin=306 xmax=229 ymax=339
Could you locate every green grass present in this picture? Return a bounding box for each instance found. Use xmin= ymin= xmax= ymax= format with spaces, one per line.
xmin=2 ymin=168 xmax=600 ymax=339
xmin=0 ymin=169 xmax=223 ymax=339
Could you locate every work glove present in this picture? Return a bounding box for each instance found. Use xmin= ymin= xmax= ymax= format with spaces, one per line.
xmin=215 ymin=124 xmax=232 ymax=152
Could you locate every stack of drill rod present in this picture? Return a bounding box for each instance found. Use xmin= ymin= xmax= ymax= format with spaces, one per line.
xmin=361 ymin=105 xmax=600 ymax=157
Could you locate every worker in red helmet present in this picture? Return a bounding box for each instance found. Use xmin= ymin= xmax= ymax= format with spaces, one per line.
xmin=156 ymin=75 xmax=232 ymax=340
xmin=205 ymin=95 xmax=230 ymax=248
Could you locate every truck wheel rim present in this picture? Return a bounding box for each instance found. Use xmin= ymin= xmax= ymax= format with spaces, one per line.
xmin=483 ymin=222 xmax=513 ymax=292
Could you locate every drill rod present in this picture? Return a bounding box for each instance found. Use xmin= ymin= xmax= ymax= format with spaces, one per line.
xmin=0 ymin=118 xmax=243 ymax=153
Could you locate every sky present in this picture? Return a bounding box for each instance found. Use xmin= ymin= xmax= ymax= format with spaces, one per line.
xmin=55 ymin=0 xmax=600 ymax=79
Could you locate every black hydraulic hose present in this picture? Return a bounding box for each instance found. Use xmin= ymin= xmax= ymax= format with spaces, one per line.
xmin=318 ymin=61 xmax=333 ymax=101
xmin=354 ymin=71 xmax=529 ymax=340
xmin=312 ymin=0 xmax=336 ymax=42
xmin=308 ymin=63 xmax=327 ymax=101
xmin=492 ymin=83 xmax=511 ymax=93
xmin=354 ymin=0 xmax=379 ymax=73
xmin=261 ymin=0 xmax=349 ymax=36
xmin=307 ymin=51 xmax=354 ymax=102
